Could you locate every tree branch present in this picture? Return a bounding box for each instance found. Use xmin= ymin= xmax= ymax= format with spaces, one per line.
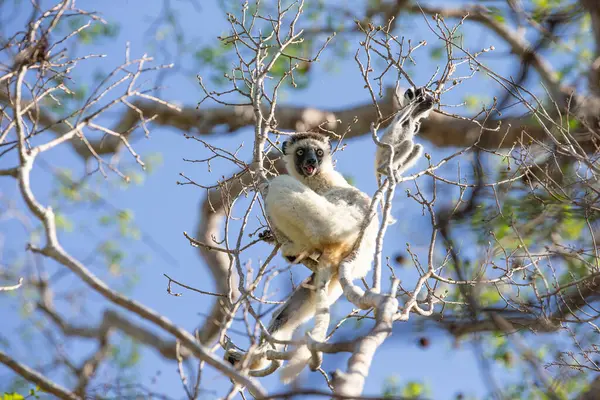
xmin=39 ymin=304 xmax=193 ymax=361
xmin=0 ymin=277 xmax=23 ymax=291
xmin=0 ymin=350 xmax=81 ymax=400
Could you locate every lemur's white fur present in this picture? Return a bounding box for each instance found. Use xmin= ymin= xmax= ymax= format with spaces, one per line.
xmin=375 ymin=86 xmax=434 ymax=182
xmin=268 ymin=136 xmax=378 ymax=382
xmin=374 ymin=86 xmax=434 ymax=226
xmin=225 ymin=134 xmax=378 ymax=382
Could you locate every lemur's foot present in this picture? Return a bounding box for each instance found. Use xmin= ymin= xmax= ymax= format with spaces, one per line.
xmin=225 ymin=348 xmax=270 ymax=371
xmin=225 ymin=349 xmax=242 ymax=366
xmin=285 ymin=250 xmax=321 ymax=264
xmin=404 ymin=87 xmax=435 ymax=117
xmin=258 ymin=229 xmax=276 ymax=243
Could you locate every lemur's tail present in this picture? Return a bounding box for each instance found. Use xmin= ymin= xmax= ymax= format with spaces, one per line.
xmin=280 ymin=267 xmax=340 ymax=383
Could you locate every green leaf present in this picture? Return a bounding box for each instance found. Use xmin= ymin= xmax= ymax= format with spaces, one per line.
xmin=3 ymin=393 xmax=25 ymax=400
xmin=54 ymin=212 xmax=74 ymax=232
xmin=567 ymin=116 xmax=580 ymax=131
xmin=488 ymin=7 xmax=505 ymax=23
xmin=402 ymin=381 xmax=426 ymax=399
xmin=430 ymin=45 xmax=444 ymax=60
xmin=479 ymin=288 xmax=501 ymax=306
xmin=496 ymin=223 xmax=510 ymax=240
xmin=562 ymin=217 xmax=585 ymax=240
xmin=382 ymin=376 xmax=401 ymax=398
xmin=117 ymin=210 xmax=133 ymax=222
xmin=99 ymin=215 xmax=113 ymax=225
xmin=143 ymin=153 xmax=163 ymax=173
xmin=463 ymin=95 xmax=480 ymax=110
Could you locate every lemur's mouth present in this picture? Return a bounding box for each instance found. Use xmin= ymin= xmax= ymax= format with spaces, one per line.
xmin=303 ymin=165 xmax=316 ymax=175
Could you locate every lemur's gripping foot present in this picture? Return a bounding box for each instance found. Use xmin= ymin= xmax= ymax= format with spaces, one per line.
xmin=258 ymin=228 xmax=276 ymax=243
xmin=225 ymin=347 xmax=269 ymax=371
xmin=286 ymin=250 xmax=321 ymax=265
xmin=404 ymin=87 xmax=435 ymax=121
xmin=225 ymin=349 xmax=241 ymax=366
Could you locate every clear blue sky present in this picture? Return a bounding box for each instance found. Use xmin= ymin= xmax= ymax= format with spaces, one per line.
xmin=0 ymin=0 xmax=554 ymax=398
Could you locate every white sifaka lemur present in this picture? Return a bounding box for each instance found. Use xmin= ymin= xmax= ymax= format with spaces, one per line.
xmin=375 ymin=86 xmax=435 ymax=183
xmin=225 ymin=86 xmax=434 ymax=382
xmin=226 ymin=132 xmax=379 ymax=381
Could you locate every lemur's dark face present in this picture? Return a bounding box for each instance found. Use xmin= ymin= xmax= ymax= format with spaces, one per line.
xmin=282 ymin=134 xmax=331 ymax=178
xmin=292 ymin=144 xmax=325 ymax=177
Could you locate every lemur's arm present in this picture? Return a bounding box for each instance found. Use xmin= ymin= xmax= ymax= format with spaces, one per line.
xmin=260 ymin=227 xmax=320 ymax=270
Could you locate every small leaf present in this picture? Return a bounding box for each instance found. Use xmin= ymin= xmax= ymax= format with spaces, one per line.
xmin=54 ymin=212 xmax=73 ymax=232
xmin=430 ymin=45 xmax=444 ymax=60
xmin=402 ymin=381 xmax=425 ymax=399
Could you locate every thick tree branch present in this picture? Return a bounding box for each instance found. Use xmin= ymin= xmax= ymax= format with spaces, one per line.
xmin=0 ymin=350 xmax=81 ymax=400
xmin=6 ymin=58 xmax=266 ymax=395
xmin=39 ymin=304 xmax=192 ymax=361
xmin=114 ymin=91 xmax=600 ymax=154
xmin=578 ymin=376 xmax=600 ymax=400
xmin=408 ymin=4 xmax=565 ymax=98
xmin=433 ymin=272 xmax=600 ymax=336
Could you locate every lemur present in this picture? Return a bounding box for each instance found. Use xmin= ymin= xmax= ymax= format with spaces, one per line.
xmin=225 ymin=133 xmax=379 ymax=381
xmin=225 ymin=87 xmax=434 ymax=382
xmin=375 ymin=86 xmax=435 ymax=183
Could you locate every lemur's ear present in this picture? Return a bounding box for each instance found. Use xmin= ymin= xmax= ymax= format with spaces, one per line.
xmin=282 ymin=140 xmax=290 ymax=155
xmin=319 ymin=136 xmax=332 ymax=152
xmin=404 ymin=87 xmax=416 ymax=102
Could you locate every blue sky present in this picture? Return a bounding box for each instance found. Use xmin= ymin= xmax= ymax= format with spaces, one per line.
xmin=0 ymin=0 xmax=564 ymax=398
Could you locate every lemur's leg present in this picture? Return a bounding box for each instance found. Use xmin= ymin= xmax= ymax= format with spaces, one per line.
xmin=394 ymin=143 xmax=423 ymax=176
xmin=225 ymin=273 xmax=342 ymax=371
xmin=260 ymin=226 xmax=320 ymax=268
xmin=377 ymin=139 xmax=414 ymax=176
xmin=279 ymin=267 xmax=336 ymax=382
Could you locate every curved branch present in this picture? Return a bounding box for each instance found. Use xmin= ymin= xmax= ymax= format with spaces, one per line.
xmin=9 ymin=64 xmax=265 ymax=396
xmin=0 ymin=277 xmax=23 ymax=291
xmin=431 ymin=272 xmax=600 ymax=337
xmin=114 ymin=90 xmax=600 ymax=155
xmin=40 ymin=304 xmax=193 ymax=361
xmin=408 ymin=4 xmax=565 ymax=98
xmin=0 ymin=350 xmax=80 ymax=400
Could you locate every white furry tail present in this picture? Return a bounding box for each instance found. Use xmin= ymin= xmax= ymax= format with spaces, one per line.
xmin=280 ymin=268 xmax=332 ymax=383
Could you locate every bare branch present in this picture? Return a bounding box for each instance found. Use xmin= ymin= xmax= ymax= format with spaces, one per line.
xmin=0 ymin=277 xmax=23 ymax=291
xmin=0 ymin=350 xmax=81 ymax=400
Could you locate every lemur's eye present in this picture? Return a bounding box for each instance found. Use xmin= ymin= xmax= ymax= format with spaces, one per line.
xmin=296 ymin=149 xmax=304 ymax=156
xmin=316 ymin=149 xmax=324 ymax=157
